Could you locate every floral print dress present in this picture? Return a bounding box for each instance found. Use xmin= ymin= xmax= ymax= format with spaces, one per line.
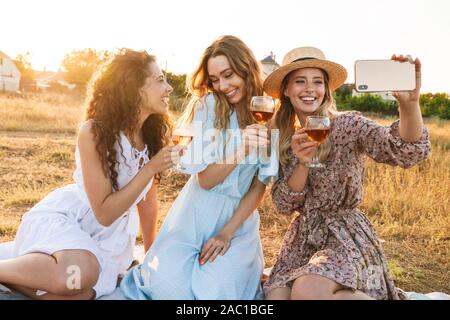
xmin=264 ymin=112 xmax=431 ymax=300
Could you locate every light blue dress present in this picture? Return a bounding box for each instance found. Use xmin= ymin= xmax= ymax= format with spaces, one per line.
xmin=120 ymin=94 xmax=279 ymax=300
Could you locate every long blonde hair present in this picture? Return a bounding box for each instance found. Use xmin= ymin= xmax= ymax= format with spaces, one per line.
xmin=181 ymin=35 xmax=263 ymax=129
xmin=272 ymin=69 xmax=339 ymax=166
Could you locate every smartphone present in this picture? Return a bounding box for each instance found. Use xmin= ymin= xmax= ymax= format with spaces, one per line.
xmin=354 ymin=60 xmax=416 ymax=92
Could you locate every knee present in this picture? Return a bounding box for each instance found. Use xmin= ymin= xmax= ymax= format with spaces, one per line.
xmin=290 ymin=276 xmax=333 ymax=300
xmin=291 ymin=288 xmax=324 ymax=300
xmin=51 ymin=263 xmax=99 ymax=296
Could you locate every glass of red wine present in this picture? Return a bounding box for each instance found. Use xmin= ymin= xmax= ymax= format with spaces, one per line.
xmin=250 ymin=96 xmax=275 ymax=163
xmin=304 ymin=116 xmax=330 ymax=168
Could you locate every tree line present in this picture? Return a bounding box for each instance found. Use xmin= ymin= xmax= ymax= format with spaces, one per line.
xmin=13 ymin=49 xmax=450 ymax=119
xmin=334 ymin=84 xmax=450 ymax=119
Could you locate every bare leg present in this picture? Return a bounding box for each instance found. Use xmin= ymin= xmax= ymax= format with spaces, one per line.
xmin=333 ymin=288 xmax=374 ymax=300
xmin=291 ymin=274 xmax=374 ymax=300
xmin=0 ymin=250 xmax=100 ymax=297
xmin=6 ymin=283 xmax=96 ymax=300
xmin=265 ymin=287 xmax=291 ymax=300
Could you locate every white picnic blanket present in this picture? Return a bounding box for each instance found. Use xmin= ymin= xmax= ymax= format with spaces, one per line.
xmin=1 ymin=243 xmax=449 ymax=300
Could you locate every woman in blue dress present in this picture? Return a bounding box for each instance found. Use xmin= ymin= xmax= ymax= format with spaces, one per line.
xmin=121 ymin=35 xmax=279 ymax=300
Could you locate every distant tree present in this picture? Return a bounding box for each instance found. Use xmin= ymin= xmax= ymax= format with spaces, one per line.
xmin=13 ymin=52 xmax=36 ymax=92
xmin=165 ymin=72 xmax=188 ymax=112
xmin=334 ymin=83 xmax=354 ymax=103
xmin=420 ymin=92 xmax=450 ymax=119
xmin=61 ymin=49 xmax=109 ymax=88
xmin=166 ymin=72 xmax=187 ymax=98
xmin=340 ymin=94 xmax=398 ymax=114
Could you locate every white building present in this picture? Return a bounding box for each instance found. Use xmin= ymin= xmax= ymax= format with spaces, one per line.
xmin=0 ymin=51 xmax=21 ymax=92
xmin=260 ymin=52 xmax=279 ymax=79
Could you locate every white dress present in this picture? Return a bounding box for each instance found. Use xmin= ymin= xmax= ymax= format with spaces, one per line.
xmin=0 ymin=130 xmax=153 ymax=298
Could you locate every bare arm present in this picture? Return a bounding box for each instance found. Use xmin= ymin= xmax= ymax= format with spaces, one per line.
xmin=199 ymin=176 xmax=266 ymax=264
xmin=392 ymin=55 xmax=424 ymax=142
xmin=197 ymin=124 xmax=268 ymax=190
xmin=137 ymin=180 xmax=159 ymax=252
xmin=78 ymin=121 xmax=174 ymax=227
xmin=197 ymin=147 xmax=246 ymax=190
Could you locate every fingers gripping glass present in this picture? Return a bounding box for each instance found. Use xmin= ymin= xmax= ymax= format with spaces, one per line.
xmin=304 ymin=116 xmax=330 ymax=168
xmin=171 ymin=126 xmax=193 ymax=171
xmin=250 ymin=96 xmax=275 ymax=163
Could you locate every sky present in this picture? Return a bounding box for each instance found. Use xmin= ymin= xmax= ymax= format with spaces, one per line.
xmin=2 ymin=0 xmax=450 ymax=93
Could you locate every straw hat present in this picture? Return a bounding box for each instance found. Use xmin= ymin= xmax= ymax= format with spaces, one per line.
xmin=263 ymin=47 xmax=347 ymax=99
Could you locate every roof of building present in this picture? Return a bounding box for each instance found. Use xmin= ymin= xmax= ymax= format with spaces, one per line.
xmin=0 ymin=51 xmax=12 ymax=59
xmin=261 ymin=54 xmax=279 ymax=65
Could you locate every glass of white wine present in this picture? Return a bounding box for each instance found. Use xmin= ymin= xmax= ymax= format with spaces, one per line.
xmin=171 ymin=126 xmax=193 ymax=171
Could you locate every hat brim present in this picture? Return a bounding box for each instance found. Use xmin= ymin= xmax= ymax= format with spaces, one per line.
xmin=263 ymin=59 xmax=348 ymax=99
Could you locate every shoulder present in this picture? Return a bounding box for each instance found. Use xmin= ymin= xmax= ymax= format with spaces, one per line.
xmin=77 ymin=120 xmax=97 ymax=149
xmin=333 ymin=111 xmax=372 ymax=131
xmin=193 ymin=93 xmax=216 ymax=122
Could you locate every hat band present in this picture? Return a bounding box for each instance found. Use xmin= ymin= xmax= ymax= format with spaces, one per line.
xmin=290 ymin=57 xmax=317 ymax=63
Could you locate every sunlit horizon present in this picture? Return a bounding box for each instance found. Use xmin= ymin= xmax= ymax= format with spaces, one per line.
xmin=2 ymin=0 xmax=450 ymax=94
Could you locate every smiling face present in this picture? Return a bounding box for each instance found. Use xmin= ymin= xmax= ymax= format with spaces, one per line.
xmin=284 ymin=67 xmax=326 ymax=115
xmin=207 ymin=55 xmax=245 ymax=105
xmin=139 ymin=62 xmax=173 ymax=115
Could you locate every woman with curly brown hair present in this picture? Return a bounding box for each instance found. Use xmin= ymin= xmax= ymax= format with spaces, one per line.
xmin=0 ymin=49 xmax=180 ymax=299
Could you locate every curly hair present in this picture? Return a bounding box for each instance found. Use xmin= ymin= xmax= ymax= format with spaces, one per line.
xmin=84 ymin=48 xmax=171 ymax=190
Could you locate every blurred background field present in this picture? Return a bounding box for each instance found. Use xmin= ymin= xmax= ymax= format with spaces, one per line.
xmin=0 ymin=92 xmax=448 ymax=293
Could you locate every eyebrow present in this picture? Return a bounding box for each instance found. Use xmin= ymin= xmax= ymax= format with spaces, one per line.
xmin=292 ymin=75 xmax=324 ymax=80
xmin=209 ymin=68 xmax=233 ymax=78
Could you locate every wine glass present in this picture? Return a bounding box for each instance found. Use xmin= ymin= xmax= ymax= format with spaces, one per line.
xmin=304 ymin=116 xmax=331 ymax=168
xmin=171 ymin=126 xmax=193 ymax=171
xmin=250 ymin=96 xmax=275 ymax=163
xmin=250 ymin=96 xmax=275 ymax=124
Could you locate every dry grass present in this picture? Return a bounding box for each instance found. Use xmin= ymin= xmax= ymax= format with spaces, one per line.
xmin=0 ymin=94 xmax=448 ymax=294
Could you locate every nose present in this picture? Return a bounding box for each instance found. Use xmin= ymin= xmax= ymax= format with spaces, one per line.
xmin=167 ymin=83 xmax=173 ymax=94
xmin=219 ymin=79 xmax=229 ymax=92
xmin=304 ymin=83 xmax=314 ymax=93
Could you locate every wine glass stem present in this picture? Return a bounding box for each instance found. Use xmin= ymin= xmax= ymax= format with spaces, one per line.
xmin=313 ymin=145 xmax=319 ymax=164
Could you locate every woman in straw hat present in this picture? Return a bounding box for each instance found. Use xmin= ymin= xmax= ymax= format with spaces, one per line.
xmin=263 ymin=47 xmax=430 ymax=299
xmin=120 ymin=35 xmax=278 ymax=299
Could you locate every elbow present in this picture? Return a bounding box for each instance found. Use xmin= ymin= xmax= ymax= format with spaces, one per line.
xmin=275 ymin=205 xmax=295 ymax=216
xmin=198 ymin=179 xmax=214 ymax=190
xmin=93 ymin=210 xmax=113 ymax=227
xmin=271 ymin=192 xmax=299 ymax=216
xmin=197 ymin=174 xmax=219 ymax=190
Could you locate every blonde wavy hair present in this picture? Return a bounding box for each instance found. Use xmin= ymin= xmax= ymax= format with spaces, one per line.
xmin=180 ymin=35 xmax=263 ymax=129
xmin=272 ymin=69 xmax=339 ymax=166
